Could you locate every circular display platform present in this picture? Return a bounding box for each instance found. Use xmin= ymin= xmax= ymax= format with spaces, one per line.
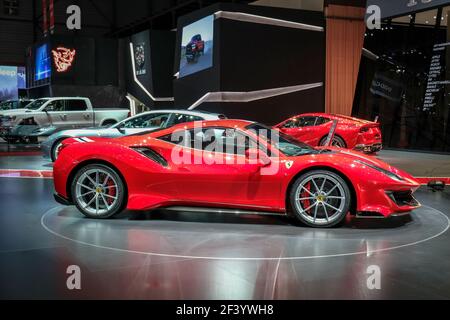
xmin=41 ymin=205 xmax=449 ymax=260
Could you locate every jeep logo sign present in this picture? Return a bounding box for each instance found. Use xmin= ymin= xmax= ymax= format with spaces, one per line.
xmin=366 ymin=0 xmax=449 ymax=20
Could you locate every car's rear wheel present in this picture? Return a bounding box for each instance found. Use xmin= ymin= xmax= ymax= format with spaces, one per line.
xmin=71 ymin=164 xmax=126 ymax=219
xmin=319 ymin=136 xmax=346 ymax=148
xmin=289 ymin=170 xmax=351 ymax=228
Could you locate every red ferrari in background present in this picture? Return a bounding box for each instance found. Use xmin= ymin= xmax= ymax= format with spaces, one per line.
xmin=53 ymin=120 xmax=419 ymax=228
xmin=274 ymin=113 xmax=382 ymax=153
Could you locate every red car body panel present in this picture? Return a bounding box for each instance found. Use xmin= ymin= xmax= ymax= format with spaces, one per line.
xmin=53 ymin=120 xmax=419 ymax=218
xmin=274 ymin=113 xmax=382 ymax=152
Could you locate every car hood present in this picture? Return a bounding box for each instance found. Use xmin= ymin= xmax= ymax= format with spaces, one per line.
xmin=306 ymin=147 xmax=415 ymax=180
xmin=0 ymin=109 xmax=29 ymax=116
xmin=57 ymin=127 xmax=115 ymax=137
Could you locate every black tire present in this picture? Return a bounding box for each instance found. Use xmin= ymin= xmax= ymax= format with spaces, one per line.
xmin=289 ymin=170 xmax=351 ymax=228
xmin=71 ymin=163 xmax=126 ymax=219
xmin=319 ymin=135 xmax=347 ymax=148
xmin=51 ymin=138 xmax=65 ymax=162
xmin=3 ymin=137 xmax=18 ymax=144
xmin=28 ymin=136 xmax=38 ymax=144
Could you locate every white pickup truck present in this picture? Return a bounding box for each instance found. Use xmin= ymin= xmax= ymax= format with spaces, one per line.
xmin=0 ymin=97 xmax=130 ymax=143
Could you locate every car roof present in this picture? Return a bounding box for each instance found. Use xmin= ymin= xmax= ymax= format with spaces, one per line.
xmin=149 ymin=119 xmax=254 ymax=137
xmin=287 ymin=113 xmax=373 ymax=124
xmin=1 ymin=99 xmax=33 ymax=102
xmin=38 ymin=97 xmax=84 ymax=99
xmin=138 ymin=109 xmax=225 ymax=118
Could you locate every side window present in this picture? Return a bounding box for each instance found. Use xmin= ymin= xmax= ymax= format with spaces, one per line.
xmin=166 ymin=113 xmax=203 ymax=127
xmin=282 ymin=118 xmax=299 ymax=128
xmin=123 ymin=113 xmax=169 ymax=128
xmin=297 ymin=117 xmax=317 ymax=127
xmin=0 ymin=102 xmax=12 ymax=110
xmin=45 ymin=100 xmax=64 ymax=112
xmin=315 ymin=117 xmax=331 ymax=125
xmin=158 ymin=127 xmax=252 ymax=156
xmin=65 ymin=100 xmax=88 ymax=111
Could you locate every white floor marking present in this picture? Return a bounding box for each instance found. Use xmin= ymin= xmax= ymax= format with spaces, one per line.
xmin=40 ymin=205 xmax=449 ymax=261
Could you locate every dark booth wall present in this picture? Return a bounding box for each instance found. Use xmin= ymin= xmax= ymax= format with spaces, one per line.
xmin=173 ymin=3 xmax=325 ymax=125
xmin=27 ymin=35 xmax=127 ymax=107
xmin=125 ymin=30 xmax=176 ymax=108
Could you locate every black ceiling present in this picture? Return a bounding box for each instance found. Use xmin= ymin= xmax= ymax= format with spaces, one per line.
xmin=109 ymin=0 xmax=253 ymax=37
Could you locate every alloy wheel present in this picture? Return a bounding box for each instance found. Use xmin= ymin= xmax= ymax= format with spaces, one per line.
xmin=74 ymin=167 xmax=120 ymax=217
xmin=293 ymin=172 xmax=349 ymax=226
xmin=331 ymin=137 xmax=345 ymax=148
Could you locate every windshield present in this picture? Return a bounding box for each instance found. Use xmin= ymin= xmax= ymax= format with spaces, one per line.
xmin=246 ymin=123 xmax=318 ymax=156
xmin=26 ymin=99 xmax=49 ymax=110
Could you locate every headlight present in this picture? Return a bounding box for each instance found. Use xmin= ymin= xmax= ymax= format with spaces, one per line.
xmin=355 ymin=160 xmax=404 ymax=182
xmin=32 ymin=127 xmax=52 ymax=134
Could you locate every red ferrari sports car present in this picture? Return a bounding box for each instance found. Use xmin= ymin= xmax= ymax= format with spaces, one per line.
xmin=53 ymin=120 xmax=419 ymax=228
xmin=274 ymin=113 xmax=382 ymax=153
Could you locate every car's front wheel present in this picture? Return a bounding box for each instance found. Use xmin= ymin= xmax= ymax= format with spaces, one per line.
xmin=289 ymin=170 xmax=351 ymax=228
xmin=71 ymin=164 xmax=126 ymax=219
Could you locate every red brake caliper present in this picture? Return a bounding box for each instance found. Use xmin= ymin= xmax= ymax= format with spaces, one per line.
xmin=107 ymin=179 xmax=116 ymax=205
xmin=301 ymin=182 xmax=312 ymax=214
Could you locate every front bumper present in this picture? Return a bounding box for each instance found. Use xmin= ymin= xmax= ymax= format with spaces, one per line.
xmin=54 ymin=193 xmax=72 ymax=206
xmin=357 ymin=181 xmax=421 ymax=217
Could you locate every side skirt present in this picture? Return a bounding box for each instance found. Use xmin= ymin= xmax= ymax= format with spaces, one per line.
xmin=164 ymin=206 xmax=287 ymax=216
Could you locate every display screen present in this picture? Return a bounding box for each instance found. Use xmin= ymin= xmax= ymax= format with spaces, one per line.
xmin=17 ymin=66 xmax=26 ymax=89
xmin=179 ymin=15 xmax=214 ymax=78
xmin=0 ymin=66 xmax=25 ymax=101
xmin=35 ymin=43 xmax=51 ymax=81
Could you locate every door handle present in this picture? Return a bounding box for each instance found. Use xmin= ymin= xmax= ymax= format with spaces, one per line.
xmin=84 ymin=114 xmax=90 ymax=118
xmin=60 ymin=114 xmax=67 ymax=121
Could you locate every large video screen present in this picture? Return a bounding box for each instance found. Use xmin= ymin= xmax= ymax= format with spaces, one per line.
xmin=35 ymin=43 xmax=51 ymax=81
xmin=179 ymin=15 xmax=214 ymax=78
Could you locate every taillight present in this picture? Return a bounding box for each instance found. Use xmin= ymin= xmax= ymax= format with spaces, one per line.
xmin=360 ymin=124 xmax=379 ymax=133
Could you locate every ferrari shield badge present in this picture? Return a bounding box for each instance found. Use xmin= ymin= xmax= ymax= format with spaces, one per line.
xmin=284 ymin=160 xmax=294 ymax=169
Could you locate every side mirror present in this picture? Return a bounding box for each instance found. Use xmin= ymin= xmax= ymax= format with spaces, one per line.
xmin=245 ymin=148 xmax=271 ymax=167
xmin=116 ymin=124 xmax=125 ymax=133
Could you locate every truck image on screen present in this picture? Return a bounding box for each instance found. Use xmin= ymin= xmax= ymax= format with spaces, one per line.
xmin=185 ymin=34 xmax=204 ymax=63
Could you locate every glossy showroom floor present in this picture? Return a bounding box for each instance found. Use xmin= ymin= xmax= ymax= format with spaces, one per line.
xmin=0 ymin=146 xmax=450 ymax=299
